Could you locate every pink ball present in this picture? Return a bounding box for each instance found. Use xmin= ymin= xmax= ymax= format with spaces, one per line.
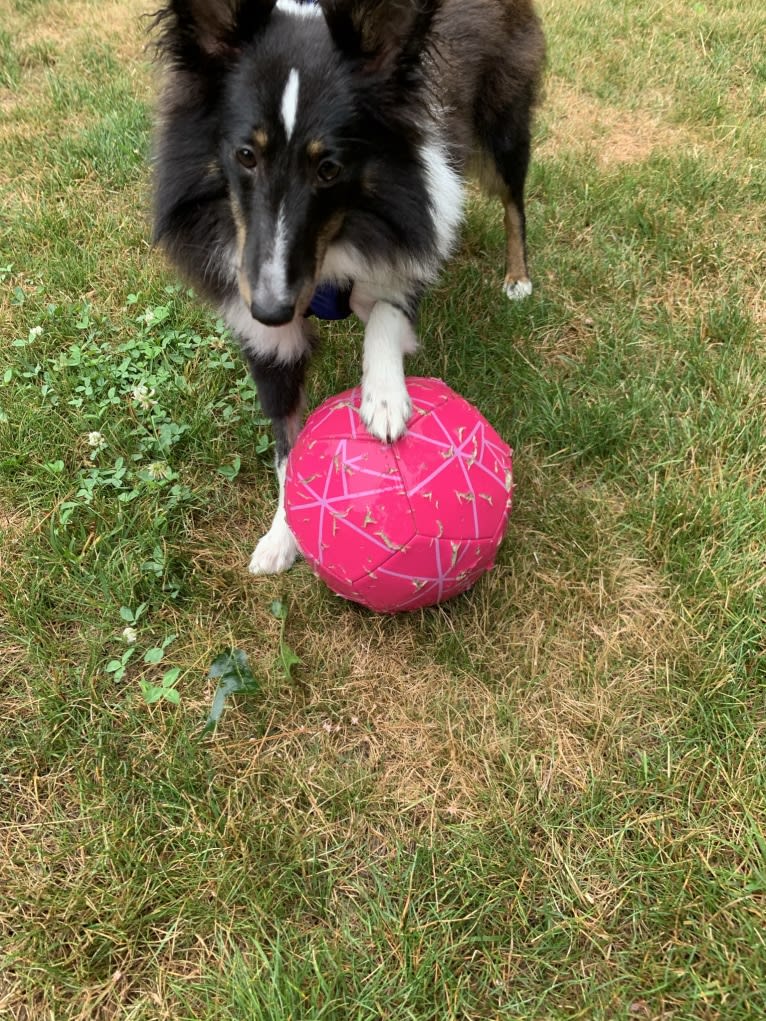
xmin=285 ymin=377 xmax=514 ymax=613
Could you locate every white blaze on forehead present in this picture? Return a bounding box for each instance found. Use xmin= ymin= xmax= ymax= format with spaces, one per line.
xmin=255 ymin=203 xmax=290 ymax=306
xmin=276 ymin=0 xmax=321 ymax=16
xmin=281 ymin=68 xmax=300 ymax=141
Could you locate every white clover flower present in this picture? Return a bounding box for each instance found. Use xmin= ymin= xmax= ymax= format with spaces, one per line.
xmin=87 ymin=431 xmax=106 ymax=450
xmin=145 ymin=460 xmax=171 ymax=480
xmin=122 ymin=626 xmax=138 ymax=644
xmin=131 ymin=383 xmax=157 ymax=410
xmin=28 ymin=325 xmax=43 ymax=341
xmin=141 ymin=309 xmax=154 ymax=325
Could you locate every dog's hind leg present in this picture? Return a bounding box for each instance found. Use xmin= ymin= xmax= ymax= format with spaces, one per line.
xmin=502 ymin=192 xmax=532 ymax=301
xmin=480 ymin=103 xmax=534 ymax=301
xmin=496 ymin=136 xmax=533 ymax=301
xmin=243 ymin=349 xmax=309 ymax=575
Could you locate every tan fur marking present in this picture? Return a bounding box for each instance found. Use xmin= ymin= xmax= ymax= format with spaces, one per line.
xmin=503 ymin=200 xmax=528 ymax=285
xmin=238 ymin=268 xmax=253 ymax=310
xmin=314 ymin=211 xmax=346 ymax=272
xmin=252 ymin=129 xmax=268 ymax=149
xmin=230 ymin=193 xmax=246 ymax=239
xmin=230 ymin=194 xmax=251 ymax=308
xmin=307 ymin=139 xmax=325 ymax=158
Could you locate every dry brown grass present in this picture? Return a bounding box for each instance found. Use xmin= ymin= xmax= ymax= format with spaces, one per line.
xmin=0 ymin=502 xmax=30 ymax=565
xmin=17 ymin=0 xmax=149 ymax=64
xmin=509 ymin=558 xmax=685 ymax=778
xmin=0 ymin=505 xmax=31 ymax=686
xmin=539 ymin=78 xmax=697 ymax=169
xmin=176 ymin=478 xmax=695 ymax=842
xmin=0 ymin=0 xmax=149 ymax=126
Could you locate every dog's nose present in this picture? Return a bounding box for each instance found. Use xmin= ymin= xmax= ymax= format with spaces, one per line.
xmin=250 ymin=299 xmax=295 ymax=327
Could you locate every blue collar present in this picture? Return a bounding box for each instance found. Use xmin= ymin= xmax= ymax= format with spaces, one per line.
xmin=305 ymin=281 xmax=353 ymax=320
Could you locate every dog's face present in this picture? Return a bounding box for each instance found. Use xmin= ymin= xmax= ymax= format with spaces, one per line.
xmin=222 ymin=14 xmax=362 ymax=325
xmin=154 ymin=0 xmax=442 ymax=324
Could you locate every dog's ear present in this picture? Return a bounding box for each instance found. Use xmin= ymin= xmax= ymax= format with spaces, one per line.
xmin=320 ymin=0 xmax=441 ymax=76
xmin=152 ymin=0 xmax=277 ymax=66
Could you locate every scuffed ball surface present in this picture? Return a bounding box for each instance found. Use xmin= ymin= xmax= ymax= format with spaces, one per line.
xmin=285 ymin=378 xmax=514 ymax=612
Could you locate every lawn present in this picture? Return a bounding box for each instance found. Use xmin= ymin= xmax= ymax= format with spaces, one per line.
xmin=1 ymin=0 xmax=765 ymax=1017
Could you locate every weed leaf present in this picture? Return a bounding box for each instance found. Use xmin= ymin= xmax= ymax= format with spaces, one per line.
xmin=270 ymin=600 xmax=287 ymax=621
xmin=217 ymin=455 xmax=241 ymax=481
xmin=203 ymin=649 xmax=259 ymax=736
xmin=140 ymin=681 xmax=164 ymax=704
xmin=280 ymin=643 xmax=301 ymax=679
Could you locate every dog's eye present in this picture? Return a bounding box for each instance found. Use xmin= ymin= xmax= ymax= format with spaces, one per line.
xmin=316 ymin=159 xmax=342 ymax=185
xmin=236 ymin=147 xmax=257 ymax=169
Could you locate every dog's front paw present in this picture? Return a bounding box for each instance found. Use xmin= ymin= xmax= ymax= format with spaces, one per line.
xmin=361 ymin=379 xmax=412 ymax=442
xmin=503 ymin=276 xmax=533 ymax=301
xmin=248 ymin=519 xmax=299 ymax=575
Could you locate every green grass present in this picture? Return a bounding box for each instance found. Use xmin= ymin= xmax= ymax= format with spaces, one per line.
xmin=1 ymin=0 xmax=765 ymax=1017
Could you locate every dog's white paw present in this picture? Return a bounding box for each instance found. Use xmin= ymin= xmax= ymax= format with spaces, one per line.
xmin=504 ymin=277 xmax=533 ymax=301
xmin=248 ymin=520 xmax=299 ymax=575
xmin=361 ymin=379 xmax=412 ymax=442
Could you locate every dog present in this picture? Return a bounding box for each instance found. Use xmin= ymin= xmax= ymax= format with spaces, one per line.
xmin=151 ymin=0 xmax=545 ymax=575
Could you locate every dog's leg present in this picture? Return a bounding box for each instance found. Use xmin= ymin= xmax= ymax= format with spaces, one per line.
xmin=247 ymin=425 xmax=301 ymax=576
xmin=502 ymin=188 xmax=533 ymax=302
xmin=482 ymin=113 xmax=534 ymax=301
xmin=222 ymin=304 xmax=314 ymax=574
xmin=244 ymin=351 xmax=308 ymax=575
xmin=498 ymin=136 xmax=532 ymax=301
xmin=351 ymin=289 xmax=419 ymax=443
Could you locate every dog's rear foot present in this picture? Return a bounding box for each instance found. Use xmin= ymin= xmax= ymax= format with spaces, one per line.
xmin=503 ymin=276 xmax=533 ymax=301
xmin=248 ymin=519 xmax=299 ymax=575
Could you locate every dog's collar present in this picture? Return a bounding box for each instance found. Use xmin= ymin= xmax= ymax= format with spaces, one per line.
xmin=305 ymin=281 xmax=353 ymax=321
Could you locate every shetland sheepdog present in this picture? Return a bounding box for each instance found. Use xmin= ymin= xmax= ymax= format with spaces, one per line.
xmin=151 ymin=0 xmax=544 ymax=574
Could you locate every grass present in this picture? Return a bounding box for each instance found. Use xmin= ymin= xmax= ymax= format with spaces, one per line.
xmin=1 ymin=0 xmax=764 ymax=1017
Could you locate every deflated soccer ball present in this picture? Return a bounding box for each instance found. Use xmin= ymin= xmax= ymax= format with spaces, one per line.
xmin=285 ymin=377 xmax=514 ymax=613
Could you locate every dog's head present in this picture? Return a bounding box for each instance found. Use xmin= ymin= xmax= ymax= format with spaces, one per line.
xmin=154 ymin=0 xmax=442 ymax=325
